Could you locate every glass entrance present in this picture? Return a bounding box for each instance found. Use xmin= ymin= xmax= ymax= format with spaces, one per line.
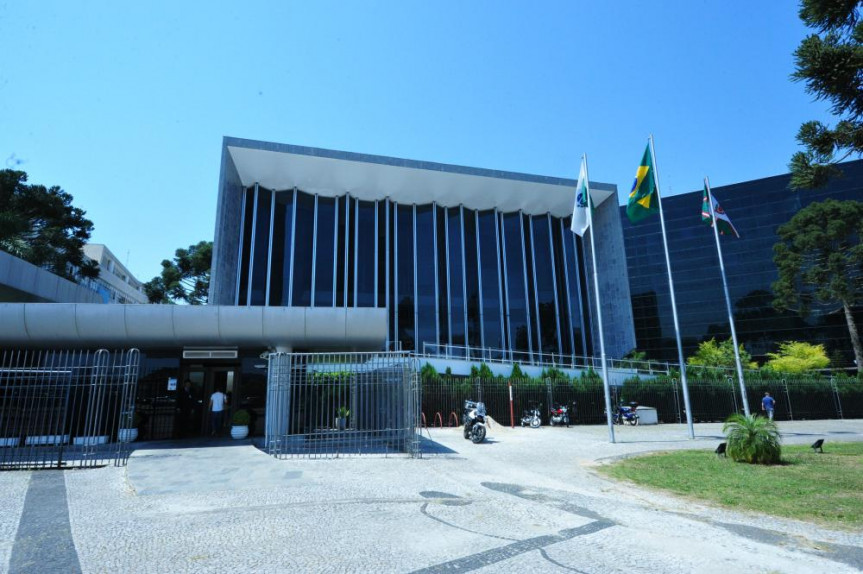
xmin=181 ymin=366 xmax=237 ymax=438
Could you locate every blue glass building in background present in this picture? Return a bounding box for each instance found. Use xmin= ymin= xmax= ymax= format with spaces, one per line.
xmin=622 ymin=159 xmax=863 ymax=368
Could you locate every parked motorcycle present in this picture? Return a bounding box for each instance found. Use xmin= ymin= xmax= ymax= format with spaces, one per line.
xmin=520 ymin=401 xmax=542 ymax=428
xmin=462 ymin=400 xmax=488 ymax=443
xmin=614 ymin=402 xmax=639 ymax=426
xmin=548 ymin=402 xmax=571 ymax=427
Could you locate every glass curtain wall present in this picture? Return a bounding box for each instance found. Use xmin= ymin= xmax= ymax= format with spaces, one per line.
xmin=236 ymin=187 xmax=590 ymax=358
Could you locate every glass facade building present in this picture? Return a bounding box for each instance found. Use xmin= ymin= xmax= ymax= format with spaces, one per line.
xmin=622 ymin=159 xmax=863 ymax=368
xmin=212 ymin=137 xmax=638 ymax=362
xmin=232 ymin=185 xmax=593 ymax=360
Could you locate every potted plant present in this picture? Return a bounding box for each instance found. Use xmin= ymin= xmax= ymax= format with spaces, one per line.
xmin=118 ymin=410 xmax=143 ymax=443
xmin=231 ymin=409 xmax=250 ymax=440
xmin=336 ymin=406 xmax=350 ymax=431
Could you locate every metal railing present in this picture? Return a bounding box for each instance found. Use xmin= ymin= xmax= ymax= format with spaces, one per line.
xmin=265 ymin=351 xmax=421 ymax=459
xmin=0 ymin=349 xmax=140 ymax=469
xmin=420 ymin=376 xmax=863 ymax=428
xmin=420 ymin=342 xmax=670 ymax=375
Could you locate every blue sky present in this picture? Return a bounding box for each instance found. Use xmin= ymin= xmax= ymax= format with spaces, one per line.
xmin=0 ymin=1 xmax=830 ymax=282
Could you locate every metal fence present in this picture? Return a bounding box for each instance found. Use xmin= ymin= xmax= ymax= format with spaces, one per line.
xmin=265 ymin=351 xmax=420 ymax=459
xmin=420 ymin=376 xmax=863 ymax=428
xmin=0 ymin=349 xmax=140 ymax=469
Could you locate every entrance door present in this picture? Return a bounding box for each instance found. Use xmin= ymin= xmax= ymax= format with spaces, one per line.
xmin=182 ymin=366 xmax=237 ymax=437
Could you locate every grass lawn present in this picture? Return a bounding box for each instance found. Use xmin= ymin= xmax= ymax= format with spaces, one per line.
xmin=598 ymin=442 xmax=863 ymax=529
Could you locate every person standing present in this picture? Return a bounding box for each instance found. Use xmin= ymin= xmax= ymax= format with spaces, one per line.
xmin=761 ymin=392 xmax=775 ymax=421
xmin=209 ymin=387 xmax=228 ymax=437
xmin=177 ymin=379 xmax=197 ymax=437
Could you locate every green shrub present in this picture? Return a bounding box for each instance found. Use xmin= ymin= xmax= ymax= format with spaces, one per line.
xmin=231 ymin=409 xmax=251 ymax=425
xmin=765 ymin=341 xmax=830 ymax=373
xmin=722 ymin=414 xmax=781 ymax=464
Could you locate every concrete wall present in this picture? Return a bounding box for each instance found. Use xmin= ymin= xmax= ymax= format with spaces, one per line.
xmin=584 ymin=189 xmax=637 ymax=359
xmin=209 ymin=140 xmax=244 ymax=306
xmin=0 ymin=251 xmax=103 ymax=304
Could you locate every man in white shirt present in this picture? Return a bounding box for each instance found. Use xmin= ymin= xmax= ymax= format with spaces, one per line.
xmin=209 ymin=388 xmax=228 ymax=437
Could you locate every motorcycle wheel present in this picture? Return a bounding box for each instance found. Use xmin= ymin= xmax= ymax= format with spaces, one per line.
xmin=470 ymin=425 xmax=486 ymax=443
xmin=549 ymin=418 xmax=556 ymax=426
xmin=463 ymin=424 xmax=471 ymax=439
xmin=530 ymin=416 xmax=541 ymax=429
xmin=629 ymin=416 xmax=639 ymax=426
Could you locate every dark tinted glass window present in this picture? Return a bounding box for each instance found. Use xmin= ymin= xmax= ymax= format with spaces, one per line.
xmin=335 ymin=196 xmax=346 ymax=306
xmin=388 ymin=202 xmax=396 ymax=344
xmin=377 ymin=201 xmax=386 ymax=307
xmin=237 ymin=188 xmax=255 ymax=304
xmin=415 ymin=205 xmax=436 ymax=351
xmin=532 ymin=215 xmax=560 ymax=354
xmin=346 ymin=198 xmax=356 ymax=307
xmin=562 ymin=222 xmax=586 ymax=356
xmin=550 ymin=219 xmax=571 ymax=354
xmin=249 ymin=188 xmax=272 ymax=306
xmin=436 ymin=205 xmax=449 ymax=347
xmin=291 ymin=191 xmax=315 ymax=306
xmin=356 ymin=200 xmax=376 ymax=307
xmin=503 ymin=213 xmax=530 ymax=361
xmin=447 ymin=208 xmax=466 ymax=351
xmin=478 ymin=210 xmax=502 ymax=351
xmin=314 ymin=196 xmax=335 ymax=306
xmin=396 ymin=204 xmax=415 ymax=350
xmin=464 ymin=210 xmax=481 ymax=350
xmin=523 ymin=215 xmax=538 ymax=354
xmin=269 ymin=190 xmax=294 ymax=306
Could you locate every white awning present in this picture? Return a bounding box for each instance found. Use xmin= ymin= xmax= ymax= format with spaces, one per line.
xmin=226 ymin=141 xmax=616 ymax=216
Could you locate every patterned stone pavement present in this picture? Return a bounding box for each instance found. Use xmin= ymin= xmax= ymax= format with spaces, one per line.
xmin=2 ymin=420 xmax=862 ymax=573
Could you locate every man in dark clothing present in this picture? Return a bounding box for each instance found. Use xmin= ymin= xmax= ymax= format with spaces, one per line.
xmin=177 ymin=380 xmax=197 ymax=437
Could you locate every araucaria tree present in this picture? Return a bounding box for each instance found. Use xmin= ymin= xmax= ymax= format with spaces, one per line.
xmin=0 ymin=169 xmax=99 ymax=281
xmin=144 ymin=241 xmax=212 ymax=304
xmin=772 ymin=199 xmax=863 ymax=372
xmin=788 ymin=0 xmax=863 ymax=189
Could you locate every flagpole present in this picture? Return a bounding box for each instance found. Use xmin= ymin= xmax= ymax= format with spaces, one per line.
xmin=583 ymin=154 xmax=616 ymax=443
xmin=649 ymin=135 xmax=695 ymax=439
xmin=705 ymin=176 xmax=750 ymax=416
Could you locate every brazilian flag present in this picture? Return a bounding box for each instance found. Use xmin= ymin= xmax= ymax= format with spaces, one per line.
xmin=626 ymin=143 xmax=659 ymax=223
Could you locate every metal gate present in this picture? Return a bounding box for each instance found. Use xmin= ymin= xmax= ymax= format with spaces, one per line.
xmin=265 ymin=351 xmax=420 ymax=459
xmin=0 ymin=349 xmax=140 ymax=469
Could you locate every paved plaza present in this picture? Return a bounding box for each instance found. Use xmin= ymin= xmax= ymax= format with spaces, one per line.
xmin=1 ymin=420 xmax=862 ymax=573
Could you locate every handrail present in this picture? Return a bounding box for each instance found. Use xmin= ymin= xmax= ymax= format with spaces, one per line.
xmin=419 ymin=342 xmax=670 ymax=375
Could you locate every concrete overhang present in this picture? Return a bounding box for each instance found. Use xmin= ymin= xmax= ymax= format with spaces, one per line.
xmin=225 ymin=137 xmax=616 ymax=216
xmin=0 ymin=304 xmax=387 ymax=351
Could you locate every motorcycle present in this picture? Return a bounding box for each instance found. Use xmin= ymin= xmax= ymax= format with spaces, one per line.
xmin=520 ymin=401 xmax=542 ymax=428
xmin=548 ymin=402 xmax=571 ymax=427
xmin=462 ymin=399 xmax=488 ymax=443
xmin=614 ymin=402 xmax=639 ymax=426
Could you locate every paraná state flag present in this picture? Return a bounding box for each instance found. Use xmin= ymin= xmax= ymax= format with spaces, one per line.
xmin=570 ymin=158 xmax=590 ymax=237
xmin=626 ymin=143 xmax=659 ymax=223
xmin=701 ymin=186 xmax=740 ymax=238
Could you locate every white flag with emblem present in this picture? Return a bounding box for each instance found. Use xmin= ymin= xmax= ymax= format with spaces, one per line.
xmin=570 ymin=158 xmax=589 ymax=237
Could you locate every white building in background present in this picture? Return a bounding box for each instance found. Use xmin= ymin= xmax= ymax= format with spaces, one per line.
xmin=82 ymin=244 xmax=148 ymax=304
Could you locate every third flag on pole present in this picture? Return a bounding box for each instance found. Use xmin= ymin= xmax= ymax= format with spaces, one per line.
xmin=701 ymin=186 xmax=740 ymax=238
xmin=626 ymin=143 xmax=659 ymax=223
xmin=570 ymin=158 xmax=590 ymax=237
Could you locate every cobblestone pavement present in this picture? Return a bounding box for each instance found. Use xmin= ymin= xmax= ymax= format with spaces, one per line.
xmin=1 ymin=420 xmax=862 ymax=573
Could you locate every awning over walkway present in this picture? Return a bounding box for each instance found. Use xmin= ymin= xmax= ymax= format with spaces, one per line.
xmin=0 ymin=304 xmax=387 ymax=350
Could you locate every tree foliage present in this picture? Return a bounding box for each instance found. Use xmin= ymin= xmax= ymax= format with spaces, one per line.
xmin=0 ymin=169 xmax=99 ymax=281
xmin=765 ymin=341 xmax=831 ymax=373
xmin=687 ymin=337 xmax=756 ymax=369
xmin=143 ymin=240 xmax=212 ymax=304
xmin=789 ymin=0 xmax=863 ymax=189
xmin=723 ymin=414 xmax=782 ymax=465
xmin=772 ymin=199 xmax=863 ymax=371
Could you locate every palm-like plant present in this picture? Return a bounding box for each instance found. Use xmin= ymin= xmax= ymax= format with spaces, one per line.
xmin=722 ymin=414 xmax=782 ymax=464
